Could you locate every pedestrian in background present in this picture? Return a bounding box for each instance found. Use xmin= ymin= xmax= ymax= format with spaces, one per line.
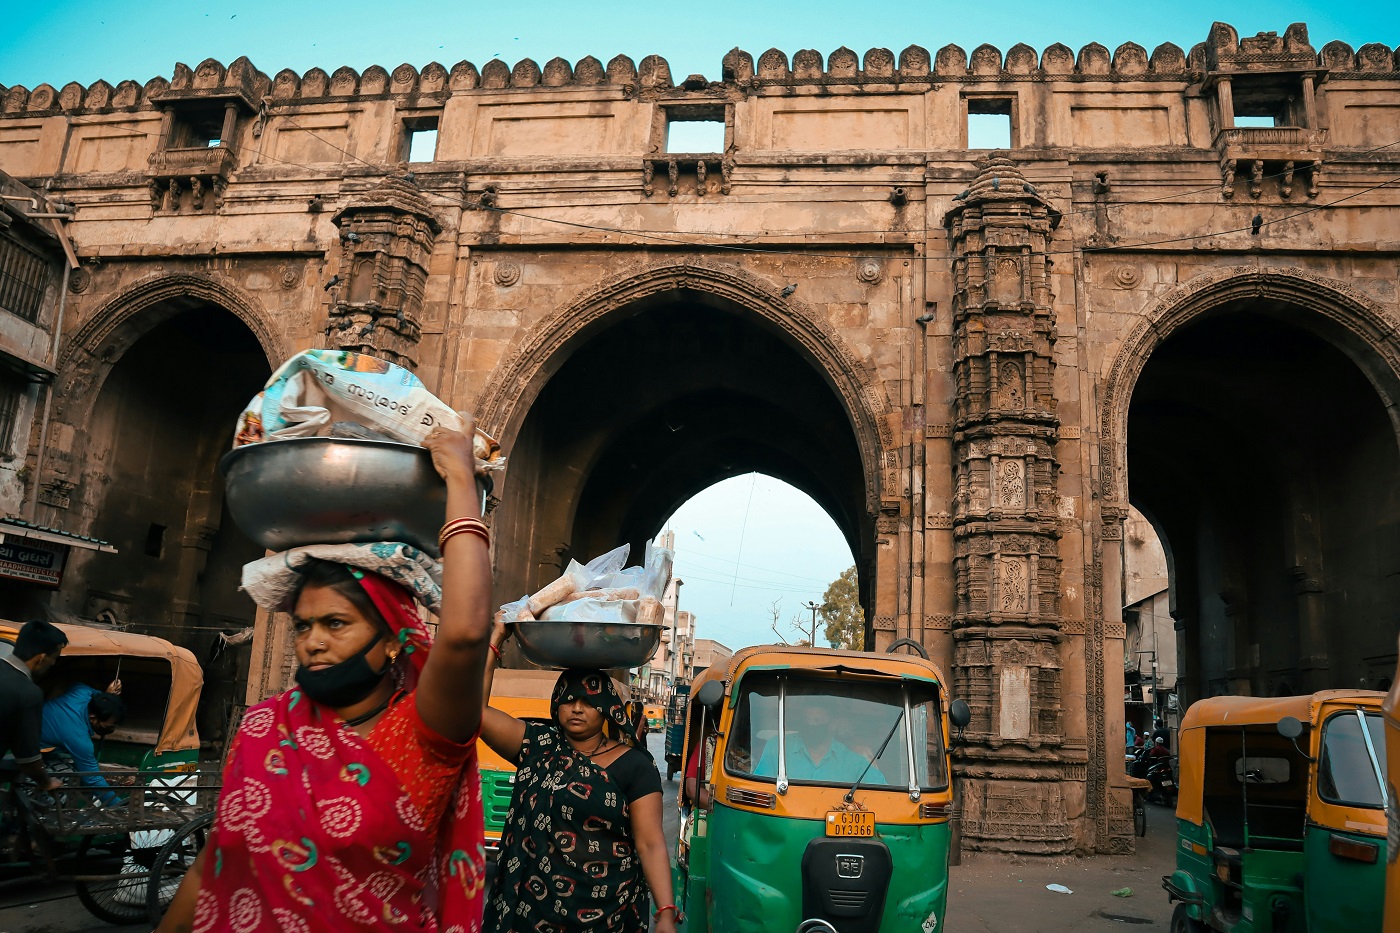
xmin=480 ymin=621 xmax=676 ymax=933
xmin=0 ymin=620 xmax=66 ymax=793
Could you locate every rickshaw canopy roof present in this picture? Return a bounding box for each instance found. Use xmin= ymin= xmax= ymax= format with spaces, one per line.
xmin=1180 ymin=689 xmax=1384 ymax=732
xmin=0 ymin=621 xmax=203 ymax=755
xmin=704 ymin=644 xmax=950 ymax=705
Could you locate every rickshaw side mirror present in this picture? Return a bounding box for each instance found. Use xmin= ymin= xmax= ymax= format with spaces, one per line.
xmin=1276 ymin=715 xmax=1315 ymax=761
xmin=695 ymin=680 xmax=724 ymax=713
xmin=949 ymin=699 xmax=972 ymax=731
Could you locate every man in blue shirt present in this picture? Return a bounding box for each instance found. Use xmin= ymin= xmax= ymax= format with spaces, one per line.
xmin=41 ymin=684 xmax=125 ymax=806
xmin=754 ymin=700 xmax=885 ymax=785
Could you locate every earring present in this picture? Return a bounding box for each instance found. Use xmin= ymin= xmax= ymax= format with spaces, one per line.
xmin=387 ymin=649 xmax=400 ymax=662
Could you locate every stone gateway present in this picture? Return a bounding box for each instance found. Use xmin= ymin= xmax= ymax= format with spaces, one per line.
xmin=1 ymin=21 xmax=1397 ymax=853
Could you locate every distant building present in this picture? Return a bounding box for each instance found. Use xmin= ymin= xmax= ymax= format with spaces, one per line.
xmin=1122 ymin=508 xmax=1178 ymax=734
xmin=691 ymin=638 xmax=733 ymax=679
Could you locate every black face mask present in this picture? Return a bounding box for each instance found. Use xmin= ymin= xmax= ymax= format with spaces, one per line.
xmin=294 ymin=636 xmax=389 ymax=708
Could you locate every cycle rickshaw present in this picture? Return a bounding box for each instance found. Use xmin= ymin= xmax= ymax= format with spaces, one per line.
xmin=0 ymin=620 xmax=220 ymax=925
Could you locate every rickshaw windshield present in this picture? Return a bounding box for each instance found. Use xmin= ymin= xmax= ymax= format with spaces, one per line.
xmin=1317 ymin=710 xmax=1386 ymax=808
xmin=725 ymin=672 xmax=948 ymax=791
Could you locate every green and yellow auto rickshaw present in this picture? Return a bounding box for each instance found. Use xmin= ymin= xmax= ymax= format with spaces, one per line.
xmin=1381 ymin=641 xmax=1400 ymax=932
xmin=1163 ymin=690 xmax=1386 ymax=933
xmin=674 ymin=642 xmax=969 ymax=933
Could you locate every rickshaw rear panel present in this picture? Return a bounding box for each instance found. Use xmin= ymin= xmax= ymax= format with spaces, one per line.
xmin=1167 ymin=690 xmax=1386 ymax=933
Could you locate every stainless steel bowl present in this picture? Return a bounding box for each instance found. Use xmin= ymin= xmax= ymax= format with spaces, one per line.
xmin=219 ymin=438 xmax=447 ymax=555
xmin=513 ymin=620 xmax=663 ymax=669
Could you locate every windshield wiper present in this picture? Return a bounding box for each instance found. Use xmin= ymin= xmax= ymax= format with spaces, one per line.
xmin=844 ymin=709 xmax=903 ymax=803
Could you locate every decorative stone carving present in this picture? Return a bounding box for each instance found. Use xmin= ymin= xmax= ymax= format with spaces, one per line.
xmin=494 ymin=261 xmax=522 ymax=287
xmin=944 ymin=156 xmax=1071 ymax=853
xmin=857 ymin=260 xmax=883 ymax=284
xmin=328 ymin=177 xmax=442 ymax=370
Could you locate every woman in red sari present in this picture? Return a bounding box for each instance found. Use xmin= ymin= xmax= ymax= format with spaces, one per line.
xmin=158 ymin=426 xmax=492 ymax=933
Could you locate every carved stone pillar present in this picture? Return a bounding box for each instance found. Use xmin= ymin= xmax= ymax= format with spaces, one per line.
xmin=944 ymin=158 xmax=1074 ymax=854
xmin=329 ymin=177 xmax=442 ymax=370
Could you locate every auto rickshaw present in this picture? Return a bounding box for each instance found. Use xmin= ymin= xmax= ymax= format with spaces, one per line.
xmin=645 ymin=703 xmax=665 ymax=732
xmin=665 ymin=683 xmax=691 ymax=780
xmin=0 ymin=620 xmax=212 ymax=925
xmin=673 ymin=643 xmax=969 ymax=933
xmin=0 ymin=621 xmax=203 ymax=771
xmin=1381 ymin=640 xmax=1400 ymax=932
xmin=478 ymin=668 xmax=633 ymax=853
xmin=1163 ymin=690 xmax=1386 ymax=933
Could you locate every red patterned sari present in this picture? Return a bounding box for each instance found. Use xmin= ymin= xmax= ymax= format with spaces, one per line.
xmin=193 ymin=573 xmax=485 ymax=932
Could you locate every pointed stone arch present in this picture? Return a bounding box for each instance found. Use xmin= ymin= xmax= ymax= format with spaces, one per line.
xmin=474 ymin=260 xmax=896 ymax=514
xmin=54 ymin=271 xmax=283 ymax=434
xmin=1099 ymin=265 xmax=1400 ymax=508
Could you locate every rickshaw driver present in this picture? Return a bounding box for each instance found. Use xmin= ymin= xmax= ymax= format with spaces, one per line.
xmin=754 ymin=697 xmax=887 ymax=784
xmin=41 ymin=686 xmax=126 ymax=806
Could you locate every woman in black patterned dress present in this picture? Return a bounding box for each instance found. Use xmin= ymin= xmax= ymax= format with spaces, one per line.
xmin=480 ymin=620 xmax=676 ymax=933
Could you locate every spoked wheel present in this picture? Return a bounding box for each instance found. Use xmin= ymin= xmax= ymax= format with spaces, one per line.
xmin=75 ymin=828 xmax=170 ymax=924
xmin=1133 ymin=792 xmax=1148 ymax=838
xmin=1170 ymin=903 xmax=1206 ymax=933
xmin=146 ymin=812 xmax=214 ymax=925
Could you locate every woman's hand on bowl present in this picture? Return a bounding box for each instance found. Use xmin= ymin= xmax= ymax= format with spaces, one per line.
xmin=423 ymin=423 xmax=475 ymax=484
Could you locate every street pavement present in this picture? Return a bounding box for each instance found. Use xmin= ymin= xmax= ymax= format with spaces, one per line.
xmin=0 ymin=730 xmax=1176 ymax=931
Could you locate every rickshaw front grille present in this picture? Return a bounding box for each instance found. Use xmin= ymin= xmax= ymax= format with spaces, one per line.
xmin=829 ymin=890 xmax=867 ymax=909
xmin=725 ymin=787 xmax=776 ymax=809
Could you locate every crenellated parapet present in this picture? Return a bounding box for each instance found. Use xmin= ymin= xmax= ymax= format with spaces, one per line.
xmin=4 ymin=24 xmax=1399 ymax=117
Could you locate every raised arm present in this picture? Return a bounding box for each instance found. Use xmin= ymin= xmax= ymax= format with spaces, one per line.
xmin=416 ymin=423 xmax=492 ymax=744
xmin=479 ymin=615 xmax=526 ymax=764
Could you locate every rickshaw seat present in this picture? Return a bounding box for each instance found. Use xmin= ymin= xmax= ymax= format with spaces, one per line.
xmin=1204 ymin=796 xmax=1246 ymax=848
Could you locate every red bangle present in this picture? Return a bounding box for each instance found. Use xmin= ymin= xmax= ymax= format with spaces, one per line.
xmin=653 ymin=905 xmax=677 ymax=919
xmin=489 ymin=643 xmax=502 ymax=662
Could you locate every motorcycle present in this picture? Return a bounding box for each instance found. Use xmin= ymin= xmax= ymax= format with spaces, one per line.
xmin=1128 ymin=747 xmax=1176 ymax=806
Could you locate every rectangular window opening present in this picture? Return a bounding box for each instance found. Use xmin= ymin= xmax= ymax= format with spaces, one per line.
xmin=665 ymin=118 xmax=725 ymax=154
xmin=966 ymin=98 xmax=1014 ymax=150
xmin=0 ymin=378 xmax=21 ymax=453
xmin=145 ymin=523 xmax=166 ymax=559
xmin=403 ymin=117 xmax=440 ymax=163
xmin=0 ymin=235 xmax=48 ymax=324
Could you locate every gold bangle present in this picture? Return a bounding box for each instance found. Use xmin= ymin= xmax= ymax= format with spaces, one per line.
xmin=438 ymin=517 xmax=488 ymax=550
xmin=441 ymin=525 xmax=489 ymax=550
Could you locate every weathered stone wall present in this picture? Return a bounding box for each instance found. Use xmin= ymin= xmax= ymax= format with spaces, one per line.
xmin=3 ymin=20 xmax=1398 ymax=853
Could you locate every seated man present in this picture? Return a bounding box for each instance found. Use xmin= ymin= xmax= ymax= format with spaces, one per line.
xmin=41 ymin=684 xmax=125 ymax=806
xmin=754 ymin=700 xmax=885 ymax=785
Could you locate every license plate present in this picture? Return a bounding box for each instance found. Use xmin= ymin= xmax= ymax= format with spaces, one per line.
xmin=826 ymin=809 xmax=875 ymax=837
xmin=1161 ymin=780 xmax=1174 ymax=787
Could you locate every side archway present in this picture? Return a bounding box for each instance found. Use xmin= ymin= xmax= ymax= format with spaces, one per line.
xmin=1100 ymin=266 xmax=1400 ymax=506
xmin=1099 ymin=265 xmax=1400 ymax=702
xmin=55 ymin=271 xmax=283 ymax=425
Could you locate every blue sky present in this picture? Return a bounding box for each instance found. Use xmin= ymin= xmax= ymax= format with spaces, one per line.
xmin=2 ymin=2 xmax=1395 ymax=90
xmin=4 ymin=1 xmax=1394 ymax=650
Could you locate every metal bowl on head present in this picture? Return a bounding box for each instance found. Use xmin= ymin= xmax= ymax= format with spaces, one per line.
xmin=513 ymin=620 xmax=663 ymax=670
xmin=219 ymin=437 xmax=448 ymax=556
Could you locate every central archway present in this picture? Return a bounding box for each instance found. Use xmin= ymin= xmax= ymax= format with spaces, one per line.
xmin=478 ymin=262 xmax=891 ymax=619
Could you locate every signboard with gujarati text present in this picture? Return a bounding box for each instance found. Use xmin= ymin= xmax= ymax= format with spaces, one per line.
xmin=0 ymin=536 xmax=68 ymax=588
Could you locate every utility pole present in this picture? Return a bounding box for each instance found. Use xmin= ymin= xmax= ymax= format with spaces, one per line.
xmin=803 ymin=600 xmax=821 ymax=647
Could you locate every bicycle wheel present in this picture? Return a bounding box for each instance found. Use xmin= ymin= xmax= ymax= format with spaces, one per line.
xmin=1133 ymin=793 xmax=1148 ymax=837
xmin=146 ymin=812 xmax=214 ymax=925
xmin=75 ymin=829 xmax=166 ymax=924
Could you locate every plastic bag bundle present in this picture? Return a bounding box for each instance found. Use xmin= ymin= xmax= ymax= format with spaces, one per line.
xmin=502 ymin=542 xmax=674 ymax=626
xmin=233 ymin=349 xmax=505 ymax=470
